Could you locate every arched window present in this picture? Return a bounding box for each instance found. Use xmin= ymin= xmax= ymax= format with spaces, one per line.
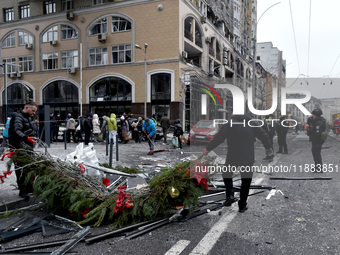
xmin=112 ymin=17 xmax=131 ymax=33
xmin=43 ymin=80 xmax=79 ymax=119
xmin=89 ymin=77 xmax=132 ymax=116
xmin=2 ymin=83 xmax=33 ymax=105
xmin=246 ymin=69 xmax=251 ymax=81
xmin=18 ymin=31 xmax=33 ymax=45
xmin=43 ymin=80 xmax=78 ymax=104
xmin=89 ymin=18 xmax=107 ymax=35
xmin=2 ymin=32 xmax=15 ymax=48
xmin=184 ymin=17 xmax=193 ymax=41
xmin=42 ymin=26 xmax=58 ymax=42
xmin=2 ymin=83 xmax=33 ymax=118
xmin=61 ymin=25 xmax=78 ymax=40
xmin=194 ymin=20 xmax=202 ymax=48
xmin=216 ymin=40 xmax=221 ymax=61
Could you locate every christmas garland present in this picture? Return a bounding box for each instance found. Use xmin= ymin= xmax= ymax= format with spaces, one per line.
xmin=3 ymin=146 xmax=209 ymax=228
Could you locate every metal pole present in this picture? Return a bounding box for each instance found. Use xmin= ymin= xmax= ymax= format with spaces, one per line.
xmin=109 ymin=137 xmax=113 ymax=167
xmin=144 ymin=49 xmax=147 ymax=119
xmin=116 ymin=133 xmax=119 ymax=161
xmin=106 ymin=130 xmax=109 ymax=156
xmin=4 ymin=63 xmax=7 ymax=121
xmin=80 ymin=43 xmax=83 ymax=116
xmin=64 ymin=130 xmax=67 ymax=150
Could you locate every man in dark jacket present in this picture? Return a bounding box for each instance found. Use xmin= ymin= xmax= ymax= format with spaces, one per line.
xmin=49 ymin=113 xmax=55 ymax=143
xmin=310 ymin=109 xmax=326 ymax=172
xmin=55 ymin=113 xmax=62 ymax=141
xmin=160 ymin=113 xmax=170 ymax=143
xmin=204 ymin=114 xmax=273 ymax=213
xmin=262 ymin=115 xmax=276 ymax=161
xmin=84 ymin=115 xmax=93 ymax=145
xmin=276 ymin=114 xmax=289 ymax=154
xmin=174 ymin=119 xmax=184 ymax=149
xmin=9 ymin=101 xmax=37 ymax=199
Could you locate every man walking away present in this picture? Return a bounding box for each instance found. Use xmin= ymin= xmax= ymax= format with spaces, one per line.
xmin=174 ymin=119 xmax=184 ymax=149
xmin=160 ymin=113 xmax=170 ymax=144
xmin=204 ymin=114 xmax=272 ymax=213
xmin=262 ymin=115 xmax=276 ymax=161
xmin=75 ymin=116 xmax=84 ymax=143
xmin=101 ymin=115 xmax=109 ymax=143
xmin=136 ymin=117 xmax=143 ymax=143
xmin=276 ymin=114 xmax=289 ymax=154
xmin=55 ymin=113 xmax=61 ymax=141
xmin=49 ymin=113 xmax=55 ymax=143
xmin=310 ymin=109 xmax=326 ymax=172
xmin=66 ymin=116 xmax=77 ymax=143
xmin=108 ymin=113 xmax=117 ymax=146
xmin=9 ymin=101 xmax=37 ymax=199
xmin=143 ymin=118 xmax=156 ymax=155
xmin=84 ymin=115 xmax=93 ymax=145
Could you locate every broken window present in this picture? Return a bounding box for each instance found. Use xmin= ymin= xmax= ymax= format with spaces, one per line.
xmin=184 ymin=17 xmax=193 ymax=41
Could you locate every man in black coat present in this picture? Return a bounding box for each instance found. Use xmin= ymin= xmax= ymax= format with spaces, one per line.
xmin=84 ymin=115 xmax=93 ymax=145
xmin=310 ymin=109 xmax=326 ymax=172
xmin=9 ymin=101 xmax=37 ymax=199
xmin=262 ymin=115 xmax=276 ymax=161
xmin=204 ymin=114 xmax=272 ymax=212
xmin=276 ymin=114 xmax=289 ymax=154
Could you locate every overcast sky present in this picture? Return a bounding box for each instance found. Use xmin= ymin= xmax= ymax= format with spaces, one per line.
xmin=257 ymin=0 xmax=340 ymax=98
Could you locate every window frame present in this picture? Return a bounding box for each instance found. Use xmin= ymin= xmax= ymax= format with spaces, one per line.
xmin=61 ymin=50 xmax=79 ymax=69
xmin=44 ymin=0 xmax=56 ymax=14
xmin=19 ymin=5 xmax=30 ymax=19
xmin=4 ymin=8 xmax=14 ymax=22
xmin=111 ymin=17 xmax=131 ymax=33
xmin=42 ymin=26 xmax=58 ymax=42
xmin=42 ymin=52 xmax=58 ymax=70
xmin=89 ymin=18 xmax=107 ymax=35
xmin=3 ymin=57 xmax=17 ymax=73
xmin=18 ymin=55 xmax=33 ymax=72
xmin=2 ymin=32 xmax=16 ymax=48
xmin=93 ymin=0 xmax=106 ymax=5
xmin=111 ymin=44 xmax=131 ymax=64
xmin=61 ymin=25 xmax=78 ymax=40
xmin=62 ymin=0 xmax=73 ymax=11
xmin=89 ymin=47 xmax=108 ymax=66
xmin=18 ymin=31 xmax=33 ymax=46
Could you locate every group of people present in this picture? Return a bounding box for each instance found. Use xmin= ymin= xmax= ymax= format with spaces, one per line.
xmin=203 ymin=109 xmax=327 ymax=214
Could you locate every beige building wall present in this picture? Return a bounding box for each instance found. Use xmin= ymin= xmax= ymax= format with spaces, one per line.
xmin=0 ymin=0 xmax=183 ymax=112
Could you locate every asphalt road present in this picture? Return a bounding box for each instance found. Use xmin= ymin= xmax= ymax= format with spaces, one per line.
xmin=0 ymin=132 xmax=339 ymax=254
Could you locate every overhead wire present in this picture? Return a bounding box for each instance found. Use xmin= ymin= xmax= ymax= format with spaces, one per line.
xmin=307 ymin=0 xmax=312 ymax=79
xmin=288 ymin=0 xmax=301 ymax=76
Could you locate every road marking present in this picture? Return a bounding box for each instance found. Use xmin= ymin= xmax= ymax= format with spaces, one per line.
xmin=189 ymin=177 xmax=264 ymax=255
xmin=164 ymin=240 xmax=190 ymax=255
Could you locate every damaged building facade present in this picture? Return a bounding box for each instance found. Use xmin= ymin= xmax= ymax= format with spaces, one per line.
xmin=0 ymin=0 xmax=266 ymax=125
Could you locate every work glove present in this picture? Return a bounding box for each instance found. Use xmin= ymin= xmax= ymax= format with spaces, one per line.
xmin=203 ymin=148 xmax=208 ymax=154
xmin=265 ymin=148 xmax=273 ymax=157
xmin=27 ymin=137 xmax=36 ymax=144
xmin=147 ymin=135 xmax=150 ymax=139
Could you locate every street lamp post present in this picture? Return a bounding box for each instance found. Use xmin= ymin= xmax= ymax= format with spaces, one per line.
xmin=135 ymin=43 xmax=148 ymax=119
xmin=252 ymin=2 xmax=281 ymax=104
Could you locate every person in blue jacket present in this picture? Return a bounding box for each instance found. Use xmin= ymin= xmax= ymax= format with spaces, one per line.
xmin=142 ymin=118 xmax=156 ymax=155
xmin=0 ymin=113 xmax=16 ymax=155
